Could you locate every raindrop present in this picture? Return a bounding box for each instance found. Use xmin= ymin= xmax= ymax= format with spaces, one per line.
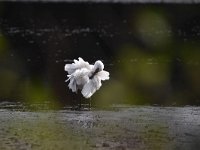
xmin=64 ymin=59 xmax=73 ymax=63
xmin=29 ymin=41 xmax=34 ymax=44
xmin=128 ymin=31 xmax=133 ymax=35
xmin=65 ymin=33 xmax=72 ymax=37
xmin=123 ymin=19 xmax=127 ymax=24
xmin=178 ymin=29 xmax=182 ymax=36
xmin=147 ymin=58 xmax=153 ymax=61
xmin=108 ymin=63 xmax=114 ymax=66
xmin=176 ymin=58 xmax=182 ymax=62
xmin=36 ymin=32 xmax=42 ymax=36
xmin=82 ymin=27 xmax=90 ymax=32
xmin=194 ymin=61 xmax=199 ymax=66
xmin=133 ymin=58 xmax=138 ymax=62
xmin=130 ymin=59 xmax=134 ymax=62
xmin=110 ymin=34 xmax=114 ymax=38
xmin=183 ymin=38 xmax=187 ymax=42
xmin=65 ymin=29 xmax=70 ymax=32
xmin=72 ymin=29 xmax=79 ymax=34
xmin=62 ymin=19 xmax=67 ymax=23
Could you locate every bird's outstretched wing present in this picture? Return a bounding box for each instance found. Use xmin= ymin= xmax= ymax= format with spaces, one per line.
xmin=81 ymin=71 xmax=109 ymax=98
xmin=96 ymin=70 xmax=110 ymax=81
xmin=64 ymin=57 xmax=92 ymax=75
xmin=81 ymin=78 xmax=100 ymax=98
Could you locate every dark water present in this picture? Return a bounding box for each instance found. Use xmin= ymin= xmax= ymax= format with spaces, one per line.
xmin=0 ymin=2 xmax=200 ymax=106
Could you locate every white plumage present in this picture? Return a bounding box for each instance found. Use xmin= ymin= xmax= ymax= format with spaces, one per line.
xmin=64 ymin=57 xmax=110 ymax=98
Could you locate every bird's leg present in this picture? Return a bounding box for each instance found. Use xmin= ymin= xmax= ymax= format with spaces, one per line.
xmin=79 ymin=95 xmax=82 ymax=110
xmin=89 ymin=98 xmax=92 ymax=110
xmin=71 ymin=94 xmax=76 ymax=110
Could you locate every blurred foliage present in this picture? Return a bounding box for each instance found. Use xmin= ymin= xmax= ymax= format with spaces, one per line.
xmin=0 ymin=34 xmax=8 ymax=55
xmin=134 ymin=9 xmax=171 ymax=49
xmin=18 ymin=79 xmax=60 ymax=109
xmin=0 ymin=69 xmax=19 ymax=97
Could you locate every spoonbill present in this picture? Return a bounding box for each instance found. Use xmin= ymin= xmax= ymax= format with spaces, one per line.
xmin=64 ymin=57 xmax=109 ymax=109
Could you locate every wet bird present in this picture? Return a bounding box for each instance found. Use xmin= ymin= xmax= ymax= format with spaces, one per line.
xmin=64 ymin=57 xmax=109 ymax=109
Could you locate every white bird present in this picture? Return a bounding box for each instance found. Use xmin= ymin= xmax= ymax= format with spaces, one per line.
xmin=64 ymin=57 xmax=109 ymax=108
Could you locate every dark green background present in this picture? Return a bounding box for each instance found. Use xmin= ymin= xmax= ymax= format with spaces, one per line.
xmin=0 ymin=2 xmax=200 ymax=106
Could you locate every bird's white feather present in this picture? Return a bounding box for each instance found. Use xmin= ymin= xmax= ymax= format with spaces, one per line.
xmin=64 ymin=57 xmax=92 ymax=75
xmin=65 ymin=57 xmax=109 ymax=98
xmin=96 ymin=70 xmax=110 ymax=81
xmin=68 ymin=78 xmax=77 ymax=92
xmin=81 ymin=74 xmax=103 ymax=98
xmin=81 ymin=80 xmax=95 ymax=98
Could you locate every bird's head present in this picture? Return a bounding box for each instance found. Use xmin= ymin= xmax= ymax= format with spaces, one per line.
xmin=94 ymin=60 xmax=104 ymax=72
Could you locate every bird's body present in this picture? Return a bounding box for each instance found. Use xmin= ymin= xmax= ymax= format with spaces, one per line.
xmin=64 ymin=57 xmax=109 ymax=99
